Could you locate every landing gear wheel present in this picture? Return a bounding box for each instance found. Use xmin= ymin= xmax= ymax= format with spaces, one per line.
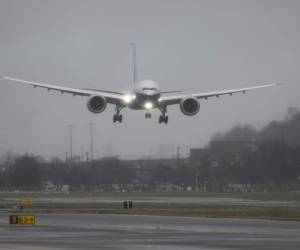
xmin=145 ymin=113 xmax=151 ymax=119
xmin=165 ymin=115 xmax=168 ymax=124
xmin=159 ymin=115 xmax=163 ymax=124
xmin=113 ymin=106 xmax=124 ymax=123
xmin=159 ymin=115 xmax=168 ymax=124
xmin=113 ymin=114 xmax=123 ymax=123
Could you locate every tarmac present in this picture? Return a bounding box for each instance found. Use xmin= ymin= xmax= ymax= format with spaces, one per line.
xmin=0 ymin=212 xmax=300 ymax=249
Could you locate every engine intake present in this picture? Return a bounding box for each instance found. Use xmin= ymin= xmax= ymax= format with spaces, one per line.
xmin=87 ymin=95 xmax=107 ymax=113
xmin=180 ymin=96 xmax=200 ymax=116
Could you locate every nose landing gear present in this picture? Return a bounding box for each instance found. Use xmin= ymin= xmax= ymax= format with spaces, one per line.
xmin=145 ymin=113 xmax=151 ymax=118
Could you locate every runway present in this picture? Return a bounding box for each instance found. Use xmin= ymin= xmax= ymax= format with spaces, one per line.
xmin=0 ymin=213 xmax=300 ymax=249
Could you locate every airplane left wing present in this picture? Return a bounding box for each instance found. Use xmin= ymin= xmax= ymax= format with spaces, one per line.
xmin=159 ymin=83 xmax=281 ymax=106
xmin=0 ymin=76 xmax=125 ymax=106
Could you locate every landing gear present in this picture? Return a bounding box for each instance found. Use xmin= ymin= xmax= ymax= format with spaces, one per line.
xmin=158 ymin=107 xmax=168 ymax=124
xmin=159 ymin=115 xmax=168 ymax=124
xmin=113 ymin=106 xmax=123 ymax=123
xmin=113 ymin=114 xmax=123 ymax=123
xmin=145 ymin=113 xmax=151 ymax=118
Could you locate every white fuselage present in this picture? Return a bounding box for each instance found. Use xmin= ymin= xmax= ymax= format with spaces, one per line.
xmin=127 ymin=80 xmax=161 ymax=110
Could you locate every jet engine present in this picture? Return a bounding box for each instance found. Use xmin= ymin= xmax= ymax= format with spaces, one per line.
xmin=87 ymin=95 xmax=107 ymax=113
xmin=180 ymin=96 xmax=200 ymax=116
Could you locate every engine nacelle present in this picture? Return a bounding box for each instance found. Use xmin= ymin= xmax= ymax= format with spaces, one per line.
xmin=87 ymin=95 xmax=107 ymax=113
xmin=180 ymin=96 xmax=200 ymax=116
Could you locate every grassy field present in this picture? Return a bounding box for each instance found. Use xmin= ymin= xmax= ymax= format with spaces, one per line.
xmin=1 ymin=191 xmax=300 ymax=201
xmin=1 ymin=191 xmax=300 ymax=221
xmin=2 ymin=202 xmax=300 ymax=221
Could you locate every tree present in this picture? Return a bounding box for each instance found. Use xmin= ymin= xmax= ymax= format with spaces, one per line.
xmin=211 ymin=125 xmax=258 ymax=142
xmin=9 ymin=155 xmax=41 ymax=189
xmin=257 ymin=142 xmax=296 ymax=187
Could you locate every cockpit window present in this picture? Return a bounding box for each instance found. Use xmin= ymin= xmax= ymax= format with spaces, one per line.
xmin=142 ymin=87 xmax=157 ymax=91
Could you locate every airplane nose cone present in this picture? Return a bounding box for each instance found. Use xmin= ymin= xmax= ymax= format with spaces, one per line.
xmin=137 ymin=80 xmax=160 ymax=92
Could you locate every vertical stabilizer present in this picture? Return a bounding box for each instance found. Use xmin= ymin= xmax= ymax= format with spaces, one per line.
xmin=131 ymin=41 xmax=138 ymax=85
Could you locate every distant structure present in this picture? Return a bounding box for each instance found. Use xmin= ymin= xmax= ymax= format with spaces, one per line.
xmin=89 ymin=123 xmax=95 ymax=161
xmin=68 ymin=124 xmax=74 ymax=161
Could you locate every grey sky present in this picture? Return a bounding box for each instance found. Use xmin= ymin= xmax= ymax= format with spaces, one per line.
xmin=0 ymin=0 xmax=299 ymax=160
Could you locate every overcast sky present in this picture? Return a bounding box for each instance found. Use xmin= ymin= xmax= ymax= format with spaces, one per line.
xmin=0 ymin=0 xmax=299 ymax=160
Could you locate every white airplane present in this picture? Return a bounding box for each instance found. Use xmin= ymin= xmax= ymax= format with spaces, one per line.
xmin=1 ymin=43 xmax=281 ymax=124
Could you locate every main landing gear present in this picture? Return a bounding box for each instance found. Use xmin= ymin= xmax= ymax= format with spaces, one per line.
xmin=113 ymin=106 xmax=123 ymax=123
xmin=158 ymin=107 xmax=168 ymax=124
xmin=159 ymin=115 xmax=168 ymax=124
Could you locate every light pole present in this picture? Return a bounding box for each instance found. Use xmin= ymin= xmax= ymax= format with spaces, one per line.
xmin=89 ymin=122 xmax=95 ymax=161
xmin=176 ymin=146 xmax=180 ymax=169
xmin=68 ymin=124 xmax=74 ymax=161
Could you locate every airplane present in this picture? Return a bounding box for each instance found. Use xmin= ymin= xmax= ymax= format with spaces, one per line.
xmin=0 ymin=42 xmax=281 ymax=124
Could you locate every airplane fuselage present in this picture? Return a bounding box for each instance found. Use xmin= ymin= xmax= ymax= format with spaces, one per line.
xmin=127 ymin=79 xmax=161 ymax=110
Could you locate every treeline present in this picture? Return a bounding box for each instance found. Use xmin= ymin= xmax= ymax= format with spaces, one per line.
xmin=196 ymin=107 xmax=300 ymax=191
xmin=0 ymin=143 xmax=298 ymax=192
xmin=0 ymin=107 xmax=299 ymax=192
xmin=212 ymin=107 xmax=300 ymax=144
xmin=0 ymin=156 xmax=136 ymax=191
xmin=197 ymin=141 xmax=300 ymax=191
xmin=0 ymin=155 xmax=42 ymax=190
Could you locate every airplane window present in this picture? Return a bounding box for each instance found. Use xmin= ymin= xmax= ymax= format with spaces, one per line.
xmin=142 ymin=87 xmax=157 ymax=91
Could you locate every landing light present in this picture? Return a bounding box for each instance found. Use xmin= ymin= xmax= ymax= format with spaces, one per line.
xmin=123 ymin=95 xmax=132 ymax=104
xmin=144 ymin=102 xmax=153 ymax=109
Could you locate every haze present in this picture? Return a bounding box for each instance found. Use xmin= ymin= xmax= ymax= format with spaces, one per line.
xmin=0 ymin=0 xmax=299 ymax=160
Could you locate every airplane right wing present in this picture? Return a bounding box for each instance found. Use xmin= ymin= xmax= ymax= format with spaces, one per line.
xmin=159 ymin=83 xmax=282 ymax=106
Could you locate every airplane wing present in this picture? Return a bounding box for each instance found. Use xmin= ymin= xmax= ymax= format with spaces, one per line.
xmin=0 ymin=75 xmax=125 ymax=106
xmin=159 ymin=83 xmax=281 ymax=106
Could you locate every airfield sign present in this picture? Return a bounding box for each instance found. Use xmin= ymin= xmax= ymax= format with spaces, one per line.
xmin=21 ymin=198 xmax=33 ymax=205
xmin=17 ymin=215 xmax=35 ymax=224
xmin=9 ymin=214 xmax=35 ymax=225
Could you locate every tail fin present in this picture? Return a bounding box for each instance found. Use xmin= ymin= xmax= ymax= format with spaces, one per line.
xmin=130 ymin=41 xmax=138 ymax=85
